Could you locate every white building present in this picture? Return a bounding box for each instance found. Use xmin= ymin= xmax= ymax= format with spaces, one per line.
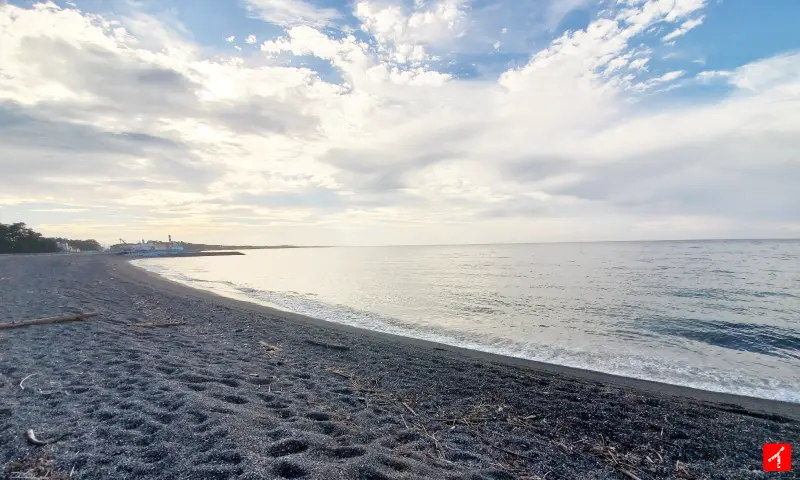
xmin=57 ymin=242 xmax=81 ymax=253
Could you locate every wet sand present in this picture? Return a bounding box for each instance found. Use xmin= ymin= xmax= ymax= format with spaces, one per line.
xmin=0 ymin=254 xmax=797 ymax=479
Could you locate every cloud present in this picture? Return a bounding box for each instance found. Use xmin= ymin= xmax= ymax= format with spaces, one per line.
xmin=0 ymin=101 xmax=219 ymax=202
xmin=729 ymin=52 xmax=800 ymax=92
xmin=16 ymin=36 xmax=200 ymax=115
xmin=620 ymin=0 xmax=706 ymax=26
xmin=353 ymin=0 xmax=470 ymax=63
xmin=30 ymin=208 xmax=89 ymax=213
xmin=662 ymin=15 xmax=704 ymax=41
xmin=631 ymin=70 xmax=686 ymax=91
xmin=244 ymin=0 xmax=340 ymax=27
xmin=629 ymin=57 xmax=649 ymax=70
xmin=245 ymin=34 xmax=257 ymax=44
xmin=552 ymin=133 xmax=800 ymax=221
xmin=0 ymin=1 xmax=798 ymax=244
xmin=696 ymin=70 xmax=732 ymax=83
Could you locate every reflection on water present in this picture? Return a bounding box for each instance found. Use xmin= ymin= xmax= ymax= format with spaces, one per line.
xmin=134 ymin=240 xmax=800 ymax=402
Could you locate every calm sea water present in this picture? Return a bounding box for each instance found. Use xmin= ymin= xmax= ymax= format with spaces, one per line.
xmin=133 ymin=241 xmax=800 ymax=402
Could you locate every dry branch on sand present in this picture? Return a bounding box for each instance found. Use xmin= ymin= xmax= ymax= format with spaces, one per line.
xmin=0 ymin=312 xmax=97 ymax=330
xmin=402 ymin=402 xmax=418 ymax=416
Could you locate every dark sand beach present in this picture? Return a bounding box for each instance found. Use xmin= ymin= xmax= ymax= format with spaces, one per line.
xmin=1 ymin=254 xmax=798 ymax=479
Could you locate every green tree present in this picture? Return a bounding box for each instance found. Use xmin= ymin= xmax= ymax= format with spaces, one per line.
xmin=0 ymin=222 xmax=59 ymax=254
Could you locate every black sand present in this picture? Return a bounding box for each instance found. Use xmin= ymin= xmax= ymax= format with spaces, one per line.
xmin=0 ymin=254 xmax=797 ymax=479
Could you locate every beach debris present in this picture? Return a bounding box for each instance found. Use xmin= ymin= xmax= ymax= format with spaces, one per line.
xmin=402 ymin=401 xmax=418 ymax=417
xmin=304 ymin=339 xmax=350 ymax=351
xmin=259 ymin=341 xmax=281 ymax=354
xmin=26 ymin=430 xmax=49 ymax=446
xmin=619 ymin=469 xmax=643 ymax=480
xmin=126 ymin=321 xmax=188 ymax=328
xmin=400 ymin=414 xmax=409 ymax=429
xmin=584 ymin=435 xmax=651 ymax=480
xmin=478 ymin=433 xmax=538 ymax=461
xmin=25 ymin=429 xmax=68 ymax=447
xmin=419 ymin=424 xmax=450 ymax=461
xmin=675 ymin=460 xmax=692 ymax=477
xmin=0 ymin=312 xmax=97 ymax=330
xmin=19 ymin=373 xmax=37 ymax=390
xmin=325 ymin=367 xmax=352 ymax=379
xmin=5 ymin=451 xmax=70 ymax=480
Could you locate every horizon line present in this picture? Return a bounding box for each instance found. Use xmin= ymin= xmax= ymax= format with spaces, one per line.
xmin=110 ymin=237 xmax=798 ymax=249
xmin=331 ymin=237 xmax=800 ymax=248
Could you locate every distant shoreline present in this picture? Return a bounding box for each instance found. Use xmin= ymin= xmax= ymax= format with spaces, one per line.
xmin=196 ymin=245 xmax=333 ymax=250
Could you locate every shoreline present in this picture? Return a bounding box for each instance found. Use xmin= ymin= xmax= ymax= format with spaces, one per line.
xmin=1 ymin=254 xmax=798 ymax=479
xmin=121 ymin=257 xmax=799 ymax=417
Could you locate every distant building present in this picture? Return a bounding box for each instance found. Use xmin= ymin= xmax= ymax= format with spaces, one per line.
xmin=118 ymin=235 xmax=184 ymax=256
xmin=57 ymin=241 xmax=81 ymax=253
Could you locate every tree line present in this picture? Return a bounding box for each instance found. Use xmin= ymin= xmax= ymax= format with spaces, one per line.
xmin=0 ymin=222 xmax=101 ymax=254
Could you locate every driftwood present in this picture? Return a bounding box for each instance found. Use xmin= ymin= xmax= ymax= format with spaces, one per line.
xmin=304 ymin=339 xmax=350 ymax=351
xmin=25 ymin=429 xmax=67 ymax=446
xmin=0 ymin=312 xmax=97 ymax=330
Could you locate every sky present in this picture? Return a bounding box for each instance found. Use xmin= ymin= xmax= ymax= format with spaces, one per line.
xmin=0 ymin=0 xmax=798 ymax=246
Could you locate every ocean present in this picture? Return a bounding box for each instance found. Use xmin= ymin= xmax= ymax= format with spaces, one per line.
xmin=132 ymin=240 xmax=800 ymax=403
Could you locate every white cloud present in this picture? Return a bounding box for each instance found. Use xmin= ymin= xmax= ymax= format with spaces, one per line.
xmin=226 ymin=35 xmax=235 ymax=42
xmin=0 ymin=1 xmax=798 ymax=244
xmin=630 ymin=70 xmax=686 ymax=91
xmin=245 ymin=34 xmax=257 ymax=44
xmin=729 ymin=52 xmax=800 ymax=92
xmin=354 ymin=0 xmax=469 ymax=63
xmin=696 ymin=70 xmax=732 ymax=83
xmin=662 ymin=15 xmax=704 ymax=41
xmin=30 ymin=208 xmax=89 ymax=212
xmin=659 ymin=70 xmax=685 ymax=82
xmin=621 ymin=0 xmax=706 ymax=26
xmin=630 ymin=57 xmax=649 ymax=70
xmin=245 ymin=0 xmax=340 ymax=27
